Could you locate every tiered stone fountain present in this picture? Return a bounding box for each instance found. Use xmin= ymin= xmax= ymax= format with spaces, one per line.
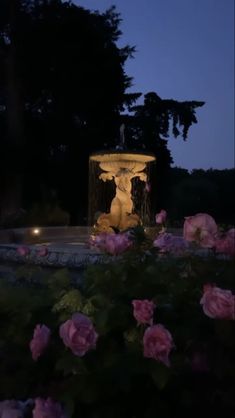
xmin=0 ymin=126 xmax=156 ymax=267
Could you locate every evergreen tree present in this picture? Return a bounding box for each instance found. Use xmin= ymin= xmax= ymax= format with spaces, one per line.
xmin=122 ymin=92 xmax=204 ymax=209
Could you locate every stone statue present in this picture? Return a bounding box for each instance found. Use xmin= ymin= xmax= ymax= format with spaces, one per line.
xmin=96 ymin=163 xmax=147 ymax=232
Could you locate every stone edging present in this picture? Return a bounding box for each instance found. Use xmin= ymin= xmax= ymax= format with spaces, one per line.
xmin=0 ymin=244 xmax=110 ymax=268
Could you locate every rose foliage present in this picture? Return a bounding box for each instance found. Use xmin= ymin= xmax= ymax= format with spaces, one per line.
xmin=0 ymin=242 xmax=235 ymax=417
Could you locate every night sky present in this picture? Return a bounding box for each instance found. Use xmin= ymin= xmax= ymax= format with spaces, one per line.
xmin=72 ymin=0 xmax=234 ymax=170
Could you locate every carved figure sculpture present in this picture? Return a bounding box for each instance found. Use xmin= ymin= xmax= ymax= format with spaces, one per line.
xmin=96 ymin=161 xmax=147 ymax=231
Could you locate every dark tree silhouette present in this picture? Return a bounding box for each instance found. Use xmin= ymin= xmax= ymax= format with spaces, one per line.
xmin=0 ymin=0 xmax=139 ymax=225
xmin=122 ymin=92 xmax=204 ymax=210
xmin=165 ymin=167 xmax=235 ymax=225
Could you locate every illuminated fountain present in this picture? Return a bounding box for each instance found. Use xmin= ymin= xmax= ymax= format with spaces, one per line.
xmin=89 ymin=126 xmax=156 ymax=232
xmin=0 ymin=126 xmax=156 ymax=267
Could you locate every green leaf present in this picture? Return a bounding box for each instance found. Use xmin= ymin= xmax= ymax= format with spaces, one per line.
xmin=82 ymin=300 xmax=96 ymax=316
xmin=15 ymin=265 xmax=42 ymax=281
xmin=89 ymin=294 xmax=111 ymax=309
xmin=214 ymin=320 xmax=235 ymax=348
xmin=95 ymin=309 xmax=111 ymax=334
xmin=55 ymin=352 xmax=87 ymax=376
xmin=124 ymin=327 xmax=140 ymax=344
xmin=47 ymin=268 xmax=71 ymax=291
xmin=52 ymin=289 xmax=83 ymax=314
xmin=149 ymin=361 xmax=170 ymax=390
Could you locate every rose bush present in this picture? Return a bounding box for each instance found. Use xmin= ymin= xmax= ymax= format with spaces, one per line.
xmin=0 ymin=214 xmax=234 ymax=417
xmin=89 ymin=231 xmax=133 ymax=255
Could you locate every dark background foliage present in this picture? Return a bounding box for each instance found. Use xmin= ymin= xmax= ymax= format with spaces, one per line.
xmin=166 ymin=168 xmax=235 ymax=226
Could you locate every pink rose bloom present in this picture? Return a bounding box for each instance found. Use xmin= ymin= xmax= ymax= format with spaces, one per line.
xmin=90 ymin=232 xmax=132 ymax=255
xmin=17 ymin=246 xmax=30 ymax=256
xmin=89 ymin=233 xmax=107 ymax=250
xmin=37 ymin=246 xmax=48 ymax=257
xmin=183 ymin=213 xmax=218 ymax=248
xmin=215 ymin=228 xmax=235 ymax=257
xmin=153 ymin=233 xmax=189 ymax=255
xmin=59 ymin=313 xmax=98 ymax=356
xmin=132 ymin=299 xmax=156 ymax=325
xmin=200 ymin=284 xmax=235 ymax=320
xmin=105 ymin=233 xmax=132 ymax=255
xmin=0 ymin=401 xmax=23 ymax=418
xmin=33 ymin=398 xmax=66 ymax=418
xmin=227 ymin=228 xmax=235 ymax=239
xmin=155 ymin=209 xmax=167 ymax=224
xmin=30 ymin=324 xmax=51 ymax=361
xmin=143 ymin=324 xmax=174 ymax=367
xmin=2 ymin=410 xmax=22 ymax=418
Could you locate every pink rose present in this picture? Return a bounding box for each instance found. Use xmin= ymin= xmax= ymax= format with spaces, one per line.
xmin=183 ymin=213 xmax=218 ymax=248
xmin=155 ymin=209 xmax=167 ymax=224
xmin=132 ymin=299 xmax=156 ymax=325
xmin=59 ymin=313 xmax=98 ymax=356
xmin=90 ymin=232 xmax=132 ymax=255
xmin=200 ymin=284 xmax=235 ymax=320
xmin=215 ymin=228 xmax=235 ymax=257
xmin=143 ymin=324 xmax=174 ymax=367
xmin=17 ymin=246 xmax=30 ymax=256
xmin=89 ymin=233 xmax=107 ymax=250
xmin=30 ymin=324 xmax=51 ymax=361
xmin=1 ymin=410 xmax=22 ymax=418
xmin=105 ymin=233 xmax=132 ymax=255
xmin=32 ymin=398 xmax=66 ymax=418
xmin=37 ymin=246 xmax=48 ymax=257
xmin=227 ymin=228 xmax=235 ymax=239
xmin=0 ymin=401 xmax=23 ymax=418
xmin=153 ymin=233 xmax=189 ymax=255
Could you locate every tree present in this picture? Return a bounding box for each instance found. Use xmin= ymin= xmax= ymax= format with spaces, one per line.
xmin=122 ymin=92 xmax=204 ymax=209
xmin=0 ymin=0 xmax=139 ymax=225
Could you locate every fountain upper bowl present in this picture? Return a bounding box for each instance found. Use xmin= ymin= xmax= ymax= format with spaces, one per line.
xmin=89 ymin=151 xmax=156 ymax=163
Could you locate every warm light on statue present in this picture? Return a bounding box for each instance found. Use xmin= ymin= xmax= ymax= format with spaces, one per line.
xmin=90 ymin=153 xmax=155 ymax=231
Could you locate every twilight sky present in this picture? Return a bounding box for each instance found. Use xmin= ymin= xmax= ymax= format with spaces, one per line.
xmin=72 ymin=0 xmax=234 ymax=170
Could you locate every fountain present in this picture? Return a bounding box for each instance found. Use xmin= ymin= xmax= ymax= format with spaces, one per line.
xmin=0 ymin=125 xmax=156 ymax=267
xmin=89 ymin=125 xmax=156 ymax=232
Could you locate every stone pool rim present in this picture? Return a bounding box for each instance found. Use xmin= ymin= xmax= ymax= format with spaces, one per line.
xmin=0 ymin=226 xmax=105 ymax=268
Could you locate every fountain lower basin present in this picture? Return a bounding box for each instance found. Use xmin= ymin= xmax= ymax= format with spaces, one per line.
xmin=0 ymin=226 xmax=102 ymax=268
xmin=0 ymin=225 xmax=159 ymax=268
